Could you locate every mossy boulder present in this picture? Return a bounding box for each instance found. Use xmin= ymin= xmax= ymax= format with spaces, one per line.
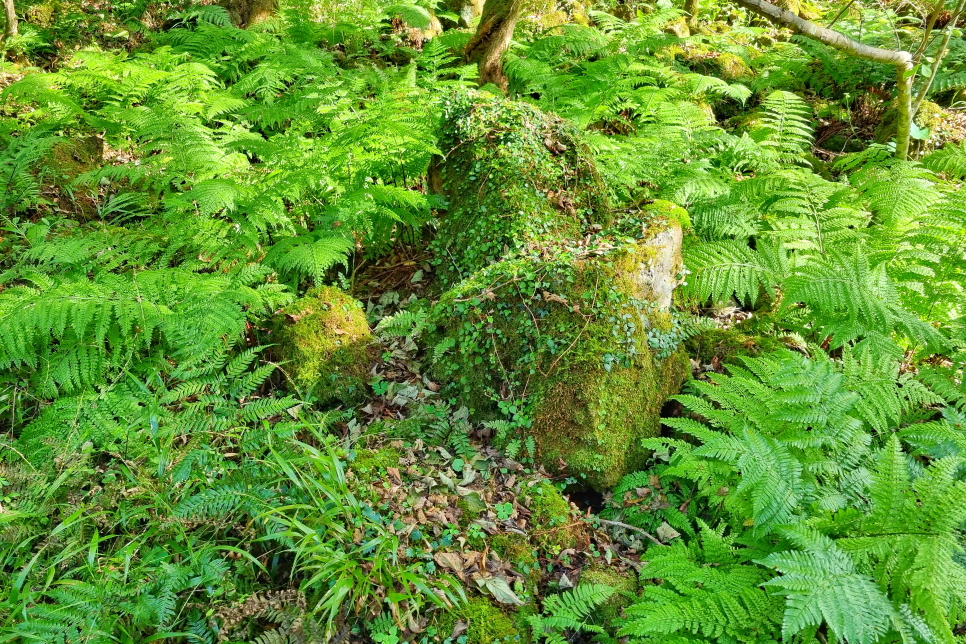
xmin=677 ymin=45 xmax=753 ymax=81
xmin=429 ymin=93 xmax=690 ymax=489
xmin=44 ymin=136 xmax=103 ymax=219
xmin=272 ymin=286 xmax=376 ymax=404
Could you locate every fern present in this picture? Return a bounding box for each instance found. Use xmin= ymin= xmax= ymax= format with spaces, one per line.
xmin=528 ymin=584 xmax=616 ymax=643
xmin=753 ymin=90 xmax=814 ymax=162
xmin=682 ymin=239 xmax=788 ymax=306
xmin=619 ymin=523 xmax=782 ymax=643
xmin=760 ymin=526 xmax=897 ymax=644
xmin=922 ymin=141 xmax=966 ymax=180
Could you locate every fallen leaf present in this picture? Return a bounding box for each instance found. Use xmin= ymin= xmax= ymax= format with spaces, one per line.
xmin=451 ymin=621 xmax=469 ymax=639
xmin=474 ymin=576 xmax=525 ymax=606
xmin=461 ymin=492 xmax=487 ymax=514
xmin=656 ymin=522 xmax=681 ymax=542
xmin=434 ymin=552 xmax=464 ymax=573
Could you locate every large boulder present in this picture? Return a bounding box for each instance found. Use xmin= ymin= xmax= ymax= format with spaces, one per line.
xmin=428 ymin=92 xmax=690 ymax=489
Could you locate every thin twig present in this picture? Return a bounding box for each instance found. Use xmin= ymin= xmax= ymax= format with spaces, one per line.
xmin=588 ymin=518 xmax=664 ymax=546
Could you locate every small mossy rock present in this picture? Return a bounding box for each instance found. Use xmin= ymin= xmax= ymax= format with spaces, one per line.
xmin=526 ymin=482 xmax=590 ymax=551
xmin=272 ymin=286 xmax=375 ymax=405
xmin=579 ymin=567 xmax=638 ymax=625
xmin=431 ymin=90 xmax=611 ymax=286
xmin=44 ymin=136 xmax=103 ymax=220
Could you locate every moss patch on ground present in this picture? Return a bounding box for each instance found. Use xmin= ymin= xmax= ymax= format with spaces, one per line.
xmin=349 ymin=446 xmax=402 ymax=475
xmin=526 ymin=482 xmax=589 ymax=551
xmin=272 ymin=286 xmax=376 ymax=405
xmin=433 ymin=596 xmax=529 ymax=644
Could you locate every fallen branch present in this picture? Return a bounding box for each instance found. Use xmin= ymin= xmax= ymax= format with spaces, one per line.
xmin=587 ymin=518 xmax=664 ymax=547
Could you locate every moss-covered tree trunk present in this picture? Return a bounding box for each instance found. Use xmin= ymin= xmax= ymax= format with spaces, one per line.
xmin=464 ymin=0 xmax=523 ymax=89
xmin=220 ymin=0 xmax=276 ymax=27
xmin=2 ymin=0 xmax=16 ymax=41
xmin=895 ymin=63 xmax=913 ymax=160
xmin=684 ymin=0 xmax=700 ymax=28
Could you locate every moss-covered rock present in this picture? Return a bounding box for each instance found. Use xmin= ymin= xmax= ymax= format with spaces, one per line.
xmin=429 ymin=92 xmax=690 ymax=489
xmin=44 ymin=136 xmax=103 ymax=220
xmin=676 ymin=45 xmax=753 ymax=81
xmin=526 ymin=482 xmax=589 ymax=551
xmin=272 ymin=286 xmax=376 ymax=404
xmin=429 ymin=230 xmax=689 ymax=488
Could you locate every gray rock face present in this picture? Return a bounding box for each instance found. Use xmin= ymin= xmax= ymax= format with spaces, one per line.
xmin=628 ymin=217 xmax=685 ymax=310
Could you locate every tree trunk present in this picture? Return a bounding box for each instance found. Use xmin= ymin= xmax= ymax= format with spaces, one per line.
xmin=911 ymin=0 xmax=966 ymax=118
xmin=731 ymin=0 xmax=913 ymax=157
xmin=220 ymin=0 xmax=276 ymax=27
xmin=464 ymin=0 xmax=524 ymax=90
xmin=684 ymin=0 xmax=700 ymax=29
xmin=895 ymin=64 xmax=913 ymax=160
xmin=2 ymin=0 xmax=16 ymax=41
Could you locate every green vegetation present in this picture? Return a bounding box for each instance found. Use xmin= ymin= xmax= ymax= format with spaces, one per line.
xmin=3 ymin=0 xmax=966 ymax=642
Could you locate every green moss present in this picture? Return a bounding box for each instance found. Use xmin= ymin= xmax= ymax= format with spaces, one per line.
xmin=434 ymin=597 xmax=525 ymax=644
xmin=643 ymin=199 xmax=691 ymax=232
xmin=686 ymin=327 xmax=787 ymax=367
xmin=457 ymin=493 xmax=487 ymax=524
xmin=429 ymin=230 xmax=689 ymax=487
xmin=531 ymin=348 xmax=690 ymax=489
xmin=677 ymin=45 xmax=752 ymax=81
xmin=580 ymin=567 xmax=638 ymax=625
xmin=527 ymin=482 xmax=586 ymax=551
xmin=715 ymin=52 xmax=753 ymax=81
xmin=430 ymin=91 xmax=690 ymax=488
xmin=491 ymin=533 xmax=541 ymax=594
xmin=350 ymin=447 xmax=402 ymax=475
xmin=431 ymin=90 xmax=611 ymax=287
xmin=44 ymin=136 xmax=103 ymax=220
xmin=273 ymin=286 xmax=375 ymax=405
